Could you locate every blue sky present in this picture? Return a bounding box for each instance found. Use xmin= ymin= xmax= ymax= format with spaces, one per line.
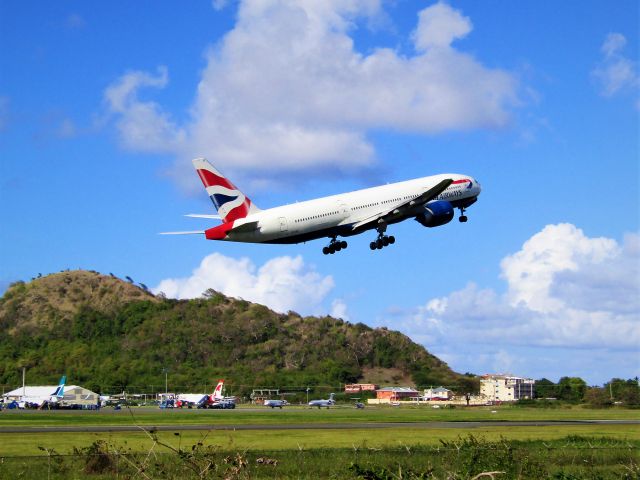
xmin=1 ymin=0 xmax=638 ymax=385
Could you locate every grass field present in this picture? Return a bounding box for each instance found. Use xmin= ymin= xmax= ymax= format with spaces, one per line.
xmin=1 ymin=406 xmax=638 ymax=478
xmin=0 ymin=404 xmax=638 ymax=427
xmin=1 ymin=423 xmax=639 ymax=456
xmin=0 ymin=434 xmax=637 ymax=479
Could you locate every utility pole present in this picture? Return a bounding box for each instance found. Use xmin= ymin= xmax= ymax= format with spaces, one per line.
xmin=609 ymin=381 xmax=614 ymax=401
xmin=162 ymin=368 xmax=168 ymax=394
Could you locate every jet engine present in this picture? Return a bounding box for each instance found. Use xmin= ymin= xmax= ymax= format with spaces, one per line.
xmin=415 ymin=200 xmax=454 ymax=227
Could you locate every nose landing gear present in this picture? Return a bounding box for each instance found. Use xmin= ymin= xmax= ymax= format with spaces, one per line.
xmin=458 ymin=207 xmax=468 ymax=223
xmin=323 ymin=238 xmax=347 ymax=255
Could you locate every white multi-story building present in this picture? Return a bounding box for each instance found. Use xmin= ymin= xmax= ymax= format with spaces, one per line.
xmin=480 ymin=374 xmax=535 ymax=402
xmin=423 ymin=387 xmax=453 ymax=401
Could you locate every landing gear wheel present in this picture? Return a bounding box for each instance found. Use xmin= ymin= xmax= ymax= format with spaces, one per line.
xmin=371 ymin=227 xmax=396 ymax=251
xmin=324 ymin=237 xmax=346 ymax=255
xmin=458 ymin=207 xmax=468 ymax=223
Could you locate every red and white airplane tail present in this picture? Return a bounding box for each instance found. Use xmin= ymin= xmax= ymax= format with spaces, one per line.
xmin=192 ymin=158 xmax=261 ymax=224
xmin=211 ymin=379 xmax=225 ymax=401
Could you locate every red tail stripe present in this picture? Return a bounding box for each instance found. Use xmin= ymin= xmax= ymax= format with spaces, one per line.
xmin=224 ymin=203 xmax=251 ymax=223
xmin=196 ymin=169 xmax=236 ymax=190
xmin=205 ymin=223 xmax=234 ymax=239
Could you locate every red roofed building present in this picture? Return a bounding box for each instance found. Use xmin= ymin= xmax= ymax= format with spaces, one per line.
xmin=375 ymin=386 xmax=419 ymax=402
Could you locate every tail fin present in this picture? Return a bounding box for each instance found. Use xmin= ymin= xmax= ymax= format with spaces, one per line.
xmin=212 ymin=379 xmax=224 ymax=400
xmin=192 ymin=158 xmax=260 ymax=224
xmin=53 ymin=376 xmax=66 ymax=398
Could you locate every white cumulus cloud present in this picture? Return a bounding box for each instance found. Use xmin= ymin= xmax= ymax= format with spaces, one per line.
xmin=592 ymin=32 xmax=639 ymax=102
xmin=103 ymin=67 xmax=186 ymax=153
xmin=153 ymin=253 xmax=334 ymax=315
xmin=104 ymin=0 xmax=521 ymax=188
xmin=330 ymin=298 xmax=350 ymax=320
xmin=413 ymin=1 xmax=471 ymax=50
xmin=389 ymin=224 xmax=640 ymax=381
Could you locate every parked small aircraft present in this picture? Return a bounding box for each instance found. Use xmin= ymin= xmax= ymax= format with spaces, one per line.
xmin=263 ymin=399 xmax=289 ymax=409
xmin=308 ymin=393 xmax=336 ymax=409
xmin=163 ymin=158 xmax=481 ymax=254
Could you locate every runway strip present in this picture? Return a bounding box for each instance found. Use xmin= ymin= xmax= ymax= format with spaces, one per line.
xmin=0 ymin=420 xmax=637 ymax=434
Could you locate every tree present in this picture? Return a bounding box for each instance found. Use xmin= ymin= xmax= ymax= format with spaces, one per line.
xmin=202 ymin=288 xmax=219 ymax=298
xmin=584 ymin=387 xmax=612 ymax=407
xmin=606 ymin=378 xmax=640 ymax=405
xmin=557 ymin=377 xmax=587 ymax=402
xmin=535 ymin=378 xmax=557 ymax=399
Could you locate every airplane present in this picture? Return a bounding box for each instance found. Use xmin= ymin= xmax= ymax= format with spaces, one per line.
xmin=162 ymin=158 xmax=481 ymax=254
xmin=19 ymin=376 xmax=66 ymax=409
xmin=308 ymin=393 xmax=336 ymax=409
xmin=263 ymin=399 xmax=289 ymax=409
xmin=176 ymin=379 xmax=232 ymax=408
xmin=206 ymin=379 xmax=236 ymax=409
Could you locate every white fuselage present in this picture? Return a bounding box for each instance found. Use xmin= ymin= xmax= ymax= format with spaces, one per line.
xmin=264 ymin=399 xmax=288 ymax=408
xmin=225 ymin=173 xmax=480 ymax=244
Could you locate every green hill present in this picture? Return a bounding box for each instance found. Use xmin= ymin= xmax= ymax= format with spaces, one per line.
xmin=0 ymin=271 xmax=473 ymax=395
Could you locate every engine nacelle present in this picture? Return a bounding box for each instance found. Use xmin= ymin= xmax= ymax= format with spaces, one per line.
xmin=415 ymin=200 xmax=454 ymax=228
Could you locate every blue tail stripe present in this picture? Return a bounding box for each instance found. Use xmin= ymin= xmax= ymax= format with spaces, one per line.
xmin=210 ymin=193 xmax=238 ymax=210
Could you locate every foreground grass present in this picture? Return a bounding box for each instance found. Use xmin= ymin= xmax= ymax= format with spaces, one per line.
xmin=0 ymin=435 xmax=637 ymax=479
xmin=1 ymin=405 xmax=638 ymax=427
xmin=1 ymin=424 xmax=638 ymax=456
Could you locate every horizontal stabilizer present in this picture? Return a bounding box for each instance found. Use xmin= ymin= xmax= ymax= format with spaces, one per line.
xmin=185 ymin=214 xmax=221 ymax=219
xmin=159 ymin=231 xmax=205 ymax=235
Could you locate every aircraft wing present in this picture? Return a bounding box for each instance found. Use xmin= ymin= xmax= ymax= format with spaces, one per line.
xmin=351 ymin=178 xmax=453 ymax=231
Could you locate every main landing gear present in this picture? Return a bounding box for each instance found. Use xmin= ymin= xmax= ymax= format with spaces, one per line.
xmin=458 ymin=207 xmax=468 ymax=223
xmin=370 ymin=226 xmax=395 ymax=251
xmin=323 ymin=238 xmax=347 ymax=255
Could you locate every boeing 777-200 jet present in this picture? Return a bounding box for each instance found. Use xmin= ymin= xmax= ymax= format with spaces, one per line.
xmin=163 ymin=158 xmax=481 ymax=254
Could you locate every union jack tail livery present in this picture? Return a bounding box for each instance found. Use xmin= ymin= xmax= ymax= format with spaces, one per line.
xmin=193 ymin=158 xmax=261 ymax=223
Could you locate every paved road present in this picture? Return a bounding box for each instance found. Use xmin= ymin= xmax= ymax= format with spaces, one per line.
xmin=0 ymin=420 xmax=637 ymax=434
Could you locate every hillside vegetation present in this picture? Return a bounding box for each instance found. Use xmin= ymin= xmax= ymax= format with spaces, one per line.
xmin=0 ymin=271 xmax=470 ymax=394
